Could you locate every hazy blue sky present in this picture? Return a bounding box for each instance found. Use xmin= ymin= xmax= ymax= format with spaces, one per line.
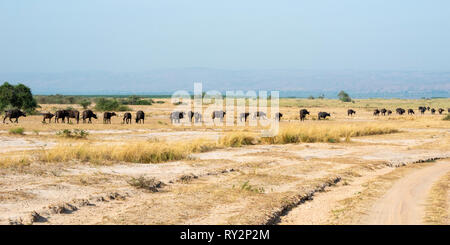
xmin=1 ymin=0 xmax=450 ymax=72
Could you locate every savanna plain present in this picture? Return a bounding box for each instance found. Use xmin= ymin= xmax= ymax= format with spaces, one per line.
xmin=0 ymin=98 xmax=449 ymax=225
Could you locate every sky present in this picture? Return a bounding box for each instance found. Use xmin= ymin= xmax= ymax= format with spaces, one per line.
xmin=1 ymin=0 xmax=450 ymax=73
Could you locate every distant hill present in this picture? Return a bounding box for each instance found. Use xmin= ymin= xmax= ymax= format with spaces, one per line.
xmin=1 ymin=68 xmax=449 ymax=98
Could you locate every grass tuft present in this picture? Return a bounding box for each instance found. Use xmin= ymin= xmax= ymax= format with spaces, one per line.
xmin=9 ymin=127 xmax=25 ymax=135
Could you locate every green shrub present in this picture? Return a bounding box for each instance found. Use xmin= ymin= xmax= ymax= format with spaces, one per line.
xmin=9 ymin=127 xmax=24 ymax=135
xmin=56 ymin=129 xmax=89 ymax=139
xmin=94 ymin=98 xmax=120 ymax=111
xmin=443 ymin=114 xmax=450 ymax=121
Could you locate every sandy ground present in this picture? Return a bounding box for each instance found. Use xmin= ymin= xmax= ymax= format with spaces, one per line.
xmin=0 ymin=127 xmax=448 ymax=224
xmin=1 ymin=101 xmax=449 ymax=225
xmin=361 ymin=160 xmax=450 ymax=225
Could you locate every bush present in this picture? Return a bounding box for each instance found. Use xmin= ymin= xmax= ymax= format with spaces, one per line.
xmin=443 ymin=114 xmax=450 ymax=121
xmin=118 ymin=105 xmax=132 ymax=111
xmin=9 ymin=127 xmax=24 ymax=135
xmin=338 ymin=90 xmax=352 ymax=102
xmin=79 ymin=100 xmax=91 ymax=109
xmin=94 ymin=98 xmax=120 ymax=111
xmin=0 ymin=82 xmax=37 ymax=113
xmin=56 ymin=129 xmax=89 ymax=139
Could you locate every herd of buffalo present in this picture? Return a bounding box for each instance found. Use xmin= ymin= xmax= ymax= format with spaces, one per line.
xmin=372 ymin=107 xmax=448 ymax=116
xmin=2 ymin=106 xmax=450 ymax=124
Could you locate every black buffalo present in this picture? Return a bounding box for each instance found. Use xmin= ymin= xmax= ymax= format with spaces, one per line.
xmin=82 ymin=110 xmax=97 ymax=123
xmin=123 ymin=112 xmax=132 ymax=124
xmin=318 ymin=112 xmax=330 ymax=120
xmin=275 ymin=112 xmax=283 ymax=121
xmin=212 ymin=111 xmax=226 ymax=122
xmin=136 ymin=110 xmax=145 ymax=124
xmin=186 ymin=111 xmax=202 ymax=123
xmin=3 ymin=109 xmax=26 ymax=123
xmin=67 ymin=110 xmax=80 ymax=124
xmin=380 ymin=108 xmax=387 ymax=116
xmin=103 ymin=112 xmax=116 ymax=124
xmin=438 ymin=108 xmax=444 ymax=114
xmin=54 ymin=110 xmax=66 ymax=123
xmin=431 ymin=108 xmax=436 ymax=114
xmin=347 ymin=109 xmax=356 ymax=116
xmin=239 ymin=112 xmax=250 ymax=122
xmin=299 ymin=109 xmax=310 ymax=121
xmin=194 ymin=112 xmax=202 ymax=123
xmin=419 ymin=107 xmax=426 ymax=114
xmin=253 ymin=111 xmax=267 ymax=119
xmin=407 ymin=109 xmax=415 ymax=115
xmin=396 ymin=108 xmax=406 ymax=115
xmin=373 ymin=109 xmax=380 ymax=116
xmin=187 ymin=111 xmax=194 ymax=122
xmin=171 ymin=111 xmax=185 ymax=123
xmin=387 ymin=110 xmax=392 ymax=115
xmin=41 ymin=112 xmax=54 ymax=123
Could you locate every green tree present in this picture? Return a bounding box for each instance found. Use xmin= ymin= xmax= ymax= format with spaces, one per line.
xmin=0 ymin=82 xmax=37 ymax=112
xmin=79 ymin=99 xmax=92 ymax=109
xmin=338 ymin=90 xmax=352 ymax=102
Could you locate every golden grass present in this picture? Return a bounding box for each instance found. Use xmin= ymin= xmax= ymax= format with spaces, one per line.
xmin=0 ymin=155 xmax=32 ymax=168
xmin=38 ymin=139 xmax=219 ymax=164
xmin=222 ymin=123 xmax=399 ymax=146
xmin=424 ymin=172 xmax=449 ymax=225
xmin=28 ymin=122 xmax=399 ymax=165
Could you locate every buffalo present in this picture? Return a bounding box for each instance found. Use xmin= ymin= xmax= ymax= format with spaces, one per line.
xmin=82 ymin=110 xmax=97 ymax=123
xmin=136 ymin=110 xmax=145 ymax=124
xmin=347 ymin=109 xmax=356 ymax=116
xmin=185 ymin=111 xmax=202 ymax=123
xmin=396 ymin=108 xmax=406 ymax=115
xmin=438 ymin=108 xmax=444 ymax=114
xmin=212 ymin=111 xmax=226 ymax=122
xmin=67 ymin=110 xmax=80 ymax=124
xmin=123 ymin=112 xmax=132 ymax=124
xmin=54 ymin=110 xmax=67 ymax=123
xmin=194 ymin=112 xmax=202 ymax=123
xmin=431 ymin=108 xmax=436 ymax=114
xmin=373 ymin=109 xmax=380 ymax=116
xmin=253 ymin=111 xmax=267 ymax=119
xmin=3 ymin=109 xmax=26 ymax=123
xmin=419 ymin=107 xmax=426 ymax=114
xmin=275 ymin=112 xmax=283 ymax=121
xmin=387 ymin=110 xmax=392 ymax=115
xmin=318 ymin=112 xmax=330 ymax=120
xmin=407 ymin=109 xmax=415 ymax=115
xmin=187 ymin=111 xmax=194 ymax=122
xmin=171 ymin=111 xmax=185 ymax=124
xmin=380 ymin=108 xmax=387 ymax=116
xmin=41 ymin=112 xmax=54 ymax=123
xmin=103 ymin=112 xmax=117 ymax=124
xmin=299 ymin=109 xmax=310 ymax=121
xmin=239 ymin=112 xmax=250 ymax=122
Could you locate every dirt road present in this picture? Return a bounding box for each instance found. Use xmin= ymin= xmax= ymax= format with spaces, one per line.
xmin=363 ymin=160 xmax=450 ymax=225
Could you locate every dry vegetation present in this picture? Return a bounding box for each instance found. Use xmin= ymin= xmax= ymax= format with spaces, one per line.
xmin=0 ymin=98 xmax=448 ymax=225
xmin=424 ymin=172 xmax=449 ymax=225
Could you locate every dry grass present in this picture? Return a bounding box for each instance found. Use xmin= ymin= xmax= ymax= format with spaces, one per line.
xmin=424 ymin=172 xmax=449 ymax=225
xmin=222 ymin=123 xmax=399 ymax=145
xmin=38 ymin=139 xmax=219 ymax=164
xmin=0 ymin=155 xmax=32 ymax=168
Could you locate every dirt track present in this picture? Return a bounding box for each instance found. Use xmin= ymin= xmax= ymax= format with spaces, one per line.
xmin=362 ymin=160 xmax=450 ymax=225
